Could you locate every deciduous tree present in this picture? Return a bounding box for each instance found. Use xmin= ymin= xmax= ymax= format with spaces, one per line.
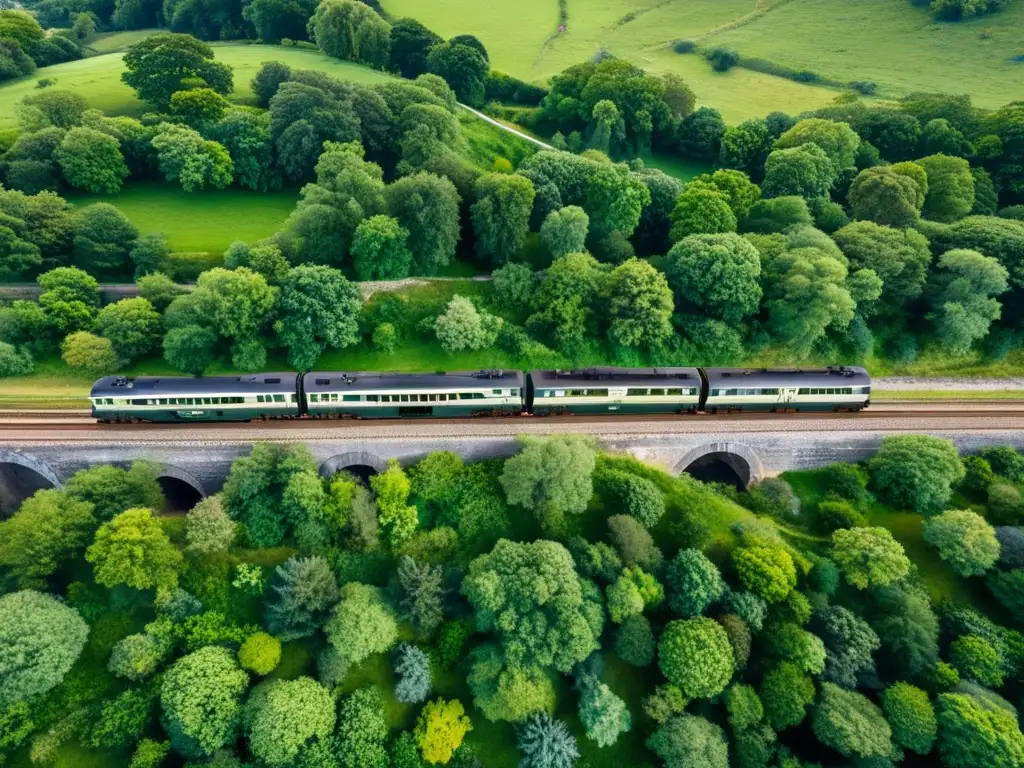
xmin=159 ymin=646 xmax=248 ymax=759
xmin=55 ymin=127 xmax=129 ymax=194
xmin=121 ymin=33 xmax=233 ymax=109
xmin=832 ymin=526 xmax=910 ymax=589
xmin=658 ymin=618 xmax=735 ymax=699
xmin=415 ymin=698 xmax=472 ymax=764
xmin=0 ymin=489 xmax=95 ymax=588
xmin=243 ymin=677 xmax=335 ymax=767
xmin=922 ymin=509 xmax=999 ymax=576
xmin=665 ymin=233 xmax=761 ymax=325
xmin=0 ymin=590 xmax=89 ymax=708
xmin=86 ymin=507 xmax=183 ymax=592
xmin=869 ymin=435 xmax=965 ymax=514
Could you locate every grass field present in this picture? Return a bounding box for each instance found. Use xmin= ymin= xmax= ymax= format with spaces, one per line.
xmin=86 ymin=28 xmax=163 ymax=53
xmin=0 ymin=42 xmax=394 ymax=128
xmin=65 ymin=181 xmax=300 ymax=253
xmin=382 ymin=0 xmax=1024 ymax=120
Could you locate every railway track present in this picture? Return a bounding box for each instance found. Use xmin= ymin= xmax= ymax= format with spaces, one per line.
xmin=0 ymin=403 xmax=1022 ymax=443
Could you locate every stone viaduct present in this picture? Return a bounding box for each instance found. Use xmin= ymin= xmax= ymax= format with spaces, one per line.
xmin=1 ymin=424 xmax=1022 ymax=514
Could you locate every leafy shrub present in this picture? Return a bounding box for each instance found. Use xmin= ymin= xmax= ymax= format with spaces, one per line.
xmin=658 ymin=617 xmax=735 ymax=699
xmin=672 ymin=39 xmax=696 ymax=53
xmin=815 ymin=499 xmax=867 ymax=533
xmin=614 ymin=614 xmax=654 ymax=667
xmin=746 ymin=478 xmax=798 ymax=520
xmin=820 ymin=463 xmax=870 ymax=505
xmin=987 ymin=482 xmax=1024 ymax=525
xmin=883 ymin=682 xmax=937 ymax=755
xmin=707 ymin=47 xmax=739 ymax=71
xmin=979 ymin=446 xmax=1024 ymax=483
xmin=959 ymin=456 xmax=995 ymax=499
xmin=0 ymin=342 xmax=32 ymax=377
xmin=923 ymin=510 xmax=1000 ymax=576
xmin=849 ymin=80 xmax=878 ymax=95
xmin=166 ymin=251 xmax=223 ymax=281
xmin=237 ymin=632 xmax=281 ymax=675
xmin=595 ymin=469 xmax=665 ymax=528
xmin=869 ymin=435 xmax=965 ymax=515
xmin=995 ymin=527 xmax=1024 ymax=568
xmin=665 ymin=549 xmax=724 ymax=617
xmin=372 ymin=323 xmax=397 ymax=354
xmin=949 ymin=634 xmax=1003 ymax=687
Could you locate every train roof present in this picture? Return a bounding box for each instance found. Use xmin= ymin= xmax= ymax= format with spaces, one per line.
xmin=303 ymin=370 xmax=525 ymax=392
xmin=703 ymin=367 xmax=871 ymax=388
xmin=530 ymin=367 xmax=700 ymax=389
xmin=90 ymin=373 xmax=298 ymax=397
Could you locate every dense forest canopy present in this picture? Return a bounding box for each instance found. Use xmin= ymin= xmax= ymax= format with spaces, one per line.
xmin=1 ymin=436 xmax=1024 ymax=767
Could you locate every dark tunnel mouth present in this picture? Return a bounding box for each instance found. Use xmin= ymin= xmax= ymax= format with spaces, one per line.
xmin=0 ymin=462 xmax=57 ymax=518
xmin=682 ymin=451 xmax=751 ymax=490
xmin=157 ymin=475 xmax=204 ymax=514
xmin=335 ymin=464 xmax=380 ymax=486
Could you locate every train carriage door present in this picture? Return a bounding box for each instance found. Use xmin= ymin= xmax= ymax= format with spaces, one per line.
xmin=608 ymin=387 xmax=626 ymax=411
xmin=779 ymin=387 xmax=798 ymax=405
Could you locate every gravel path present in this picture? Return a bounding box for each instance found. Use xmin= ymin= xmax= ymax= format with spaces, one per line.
xmin=458 ymin=104 xmax=555 ymax=150
xmin=873 ymin=377 xmax=1024 ymax=390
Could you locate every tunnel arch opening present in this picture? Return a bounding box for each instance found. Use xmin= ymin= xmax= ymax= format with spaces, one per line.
xmin=338 ymin=464 xmax=380 ymax=486
xmin=0 ymin=451 xmax=62 ymax=518
xmin=320 ymin=452 xmax=389 ymax=486
xmin=158 ymin=476 xmax=204 ymax=513
xmin=682 ymin=452 xmax=750 ymax=490
xmin=673 ymin=442 xmax=764 ymax=491
xmin=0 ymin=462 xmax=57 ymax=517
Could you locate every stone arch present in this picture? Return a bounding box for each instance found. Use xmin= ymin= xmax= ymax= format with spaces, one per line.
xmin=0 ymin=449 xmax=62 ymax=518
xmin=155 ymin=464 xmax=206 ymax=513
xmin=320 ymin=451 xmax=389 ymax=482
xmin=673 ymin=442 xmax=766 ymax=489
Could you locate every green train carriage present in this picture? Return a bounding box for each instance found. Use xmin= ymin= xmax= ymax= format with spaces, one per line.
xmin=89 ymin=373 xmax=301 ymax=423
xmin=302 ymin=370 xmax=525 ymax=418
xmin=528 ymin=368 xmax=702 ymax=415
xmin=702 ymin=367 xmax=871 ymax=412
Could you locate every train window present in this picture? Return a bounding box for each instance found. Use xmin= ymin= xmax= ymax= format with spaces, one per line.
xmin=589 ymin=389 xmax=609 ymax=397
xmin=309 ymin=394 xmax=317 ymax=402
xmin=568 ymin=389 xmax=584 ymax=397
xmin=798 ymin=388 xmax=809 ymax=395
xmin=428 ymin=394 xmax=437 ymax=402
xmin=627 ymin=388 xmax=646 ymax=396
xmin=366 ymin=395 xmax=378 ymax=402
xmin=401 ymin=395 xmax=410 ymax=403
xmin=273 ymin=394 xmax=285 ymax=403
xmin=666 ymin=388 xmax=682 ymax=396
xmin=343 ymin=395 xmax=360 ymax=402
xmin=257 ymin=395 xmax=265 ymax=403
xmin=761 ymin=388 xmax=779 ymax=395
xmin=493 ymin=388 xmax=502 ymax=395
xmin=511 ymin=388 xmax=518 ymax=396
xmin=289 ymin=395 xmax=296 ymax=403
xmin=379 ymin=395 xmax=389 ymax=402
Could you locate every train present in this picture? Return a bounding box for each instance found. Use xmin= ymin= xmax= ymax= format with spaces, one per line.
xmin=89 ymin=366 xmax=872 ymax=423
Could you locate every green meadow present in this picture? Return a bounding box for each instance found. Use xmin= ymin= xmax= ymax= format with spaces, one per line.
xmin=64 ymin=181 xmax=301 ymax=254
xmin=381 ymin=0 xmax=1024 ymax=120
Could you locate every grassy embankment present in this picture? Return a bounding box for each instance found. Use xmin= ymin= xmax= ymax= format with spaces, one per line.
xmin=382 ymin=0 xmax=1024 ymax=121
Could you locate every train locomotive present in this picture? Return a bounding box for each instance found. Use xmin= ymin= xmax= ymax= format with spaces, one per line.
xmin=89 ymin=366 xmax=871 ymax=423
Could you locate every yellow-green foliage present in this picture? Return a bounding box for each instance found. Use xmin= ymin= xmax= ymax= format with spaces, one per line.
xmin=238 ymin=632 xmax=282 ymax=675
